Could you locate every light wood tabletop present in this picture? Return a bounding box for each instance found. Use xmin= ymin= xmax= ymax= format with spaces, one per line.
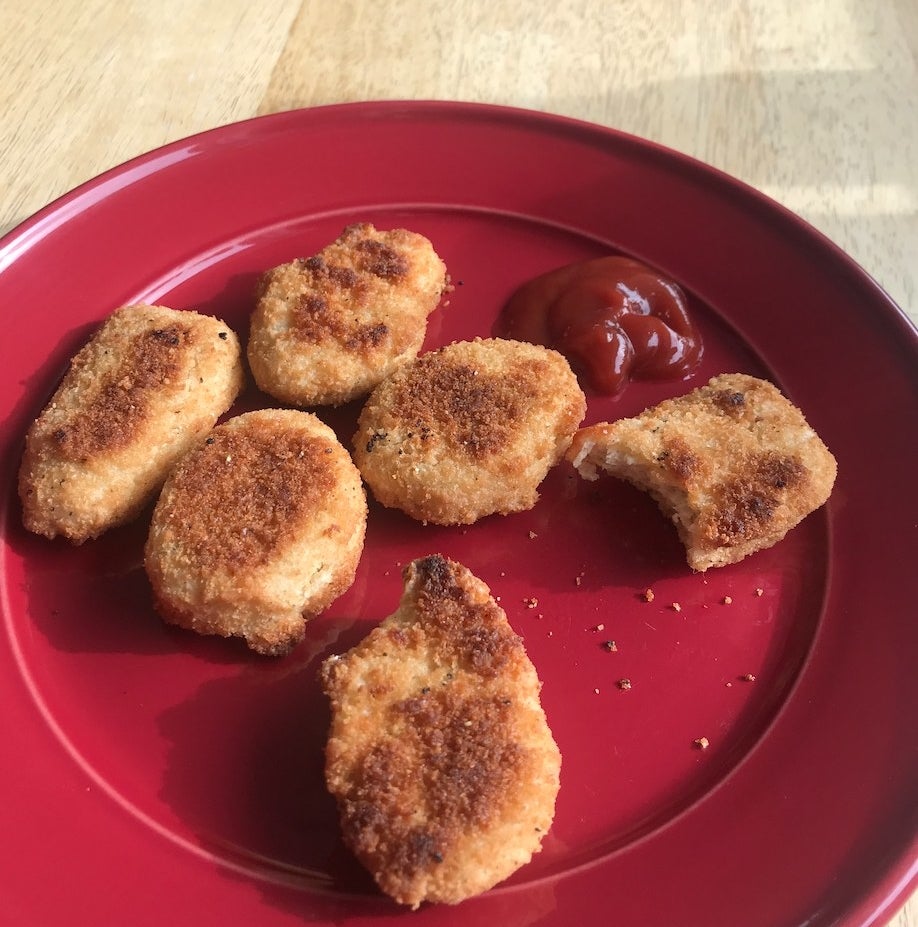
xmin=1 ymin=2 xmax=915 ymax=926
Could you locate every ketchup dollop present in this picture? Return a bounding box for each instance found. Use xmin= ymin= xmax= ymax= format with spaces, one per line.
xmin=497 ymin=256 xmax=703 ymax=395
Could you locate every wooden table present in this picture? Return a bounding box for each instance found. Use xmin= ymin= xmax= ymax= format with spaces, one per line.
xmin=2 ymin=2 xmax=915 ymax=925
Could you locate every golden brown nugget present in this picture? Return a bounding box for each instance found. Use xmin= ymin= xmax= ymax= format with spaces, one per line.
xmin=353 ymin=338 xmax=586 ymax=525
xmin=145 ymin=409 xmax=367 ymax=655
xmin=321 ymin=555 xmax=560 ymax=908
xmin=567 ymin=373 xmax=837 ymax=570
xmin=19 ymin=304 xmax=243 ymax=543
xmin=247 ymin=223 xmax=448 ymax=406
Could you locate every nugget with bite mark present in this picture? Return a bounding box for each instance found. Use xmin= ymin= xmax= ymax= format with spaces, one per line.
xmin=247 ymin=223 xmax=448 ymax=406
xmin=18 ymin=304 xmax=243 ymax=543
xmin=353 ymin=337 xmax=586 ymax=524
xmin=567 ymin=373 xmax=837 ymax=570
xmin=321 ymin=555 xmax=561 ymax=908
xmin=145 ymin=409 xmax=367 ymax=655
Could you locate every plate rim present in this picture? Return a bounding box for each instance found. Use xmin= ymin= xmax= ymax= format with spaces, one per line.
xmin=1 ymin=98 xmax=916 ymax=339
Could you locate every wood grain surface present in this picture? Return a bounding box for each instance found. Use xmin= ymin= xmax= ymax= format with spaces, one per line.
xmin=1 ymin=1 xmax=915 ymax=925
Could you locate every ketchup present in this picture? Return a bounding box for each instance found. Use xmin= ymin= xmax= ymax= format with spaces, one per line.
xmin=497 ymin=256 xmax=703 ymax=394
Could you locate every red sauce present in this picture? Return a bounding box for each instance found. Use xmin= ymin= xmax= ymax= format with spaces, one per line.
xmin=497 ymin=256 xmax=703 ymax=394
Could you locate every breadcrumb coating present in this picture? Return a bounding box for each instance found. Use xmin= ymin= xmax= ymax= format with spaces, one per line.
xmin=145 ymin=409 xmax=366 ymax=655
xmin=18 ymin=304 xmax=243 ymax=542
xmin=567 ymin=373 xmax=837 ymax=570
xmin=321 ymin=555 xmax=560 ymax=908
xmin=353 ymin=337 xmax=586 ymax=524
xmin=247 ymin=223 xmax=448 ymax=406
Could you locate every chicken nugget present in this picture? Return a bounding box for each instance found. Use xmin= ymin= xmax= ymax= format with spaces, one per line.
xmin=567 ymin=373 xmax=837 ymax=570
xmin=18 ymin=304 xmax=243 ymax=543
xmin=321 ymin=554 xmax=560 ymax=908
xmin=353 ymin=337 xmax=586 ymax=524
xmin=247 ymin=223 xmax=448 ymax=406
xmin=145 ymin=409 xmax=367 ymax=655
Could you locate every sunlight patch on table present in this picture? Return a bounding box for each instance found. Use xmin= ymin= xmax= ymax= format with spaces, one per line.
xmin=759 ymin=182 xmax=917 ymax=217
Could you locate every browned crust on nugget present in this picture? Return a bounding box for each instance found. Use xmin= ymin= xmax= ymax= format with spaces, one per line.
xmin=567 ymin=373 xmax=837 ymax=570
xmin=384 ymin=352 xmax=537 ymax=460
xmin=321 ymin=555 xmax=560 ymax=908
xmin=19 ymin=304 xmax=243 ymax=542
xmin=52 ymin=323 xmax=192 ymax=459
xmin=148 ymin=426 xmax=336 ymax=573
xmin=353 ymin=338 xmax=586 ymax=524
xmin=145 ymin=409 xmax=367 ymax=655
xmin=248 ymin=223 xmax=448 ymax=406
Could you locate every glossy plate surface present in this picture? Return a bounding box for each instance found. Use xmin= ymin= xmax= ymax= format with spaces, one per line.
xmin=1 ymin=101 xmax=916 ymax=927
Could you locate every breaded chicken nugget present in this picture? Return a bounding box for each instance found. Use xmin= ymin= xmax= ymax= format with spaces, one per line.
xmin=567 ymin=373 xmax=837 ymax=570
xmin=145 ymin=409 xmax=367 ymax=655
xmin=18 ymin=304 xmax=243 ymax=543
xmin=321 ymin=554 xmax=560 ymax=908
xmin=247 ymin=223 xmax=448 ymax=406
xmin=353 ymin=338 xmax=586 ymax=524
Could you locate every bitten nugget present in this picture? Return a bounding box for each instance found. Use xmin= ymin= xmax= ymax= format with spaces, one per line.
xmin=145 ymin=409 xmax=367 ymax=655
xmin=321 ymin=555 xmax=560 ymax=908
xmin=567 ymin=373 xmax=837 ymax=570
xmin=18 ymin=304 xmax=243 ymax=543
xmin=247 ymin=223 xmax=448 ymax=406
xmin=353 ymin=338 xmax=586 ymax=524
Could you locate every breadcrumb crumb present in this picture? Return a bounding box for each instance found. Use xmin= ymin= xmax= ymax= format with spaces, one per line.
xmin=693 ymin=737 xmax=710 ymax=750
xmin=617 ymin=678 xmax=632 ymax=690
xmin=641 ymin=588 xmax=655 ymax=603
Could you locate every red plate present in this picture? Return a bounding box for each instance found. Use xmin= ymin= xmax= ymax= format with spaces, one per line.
xmin=1 ymin=102 xmax=916 ymax=927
